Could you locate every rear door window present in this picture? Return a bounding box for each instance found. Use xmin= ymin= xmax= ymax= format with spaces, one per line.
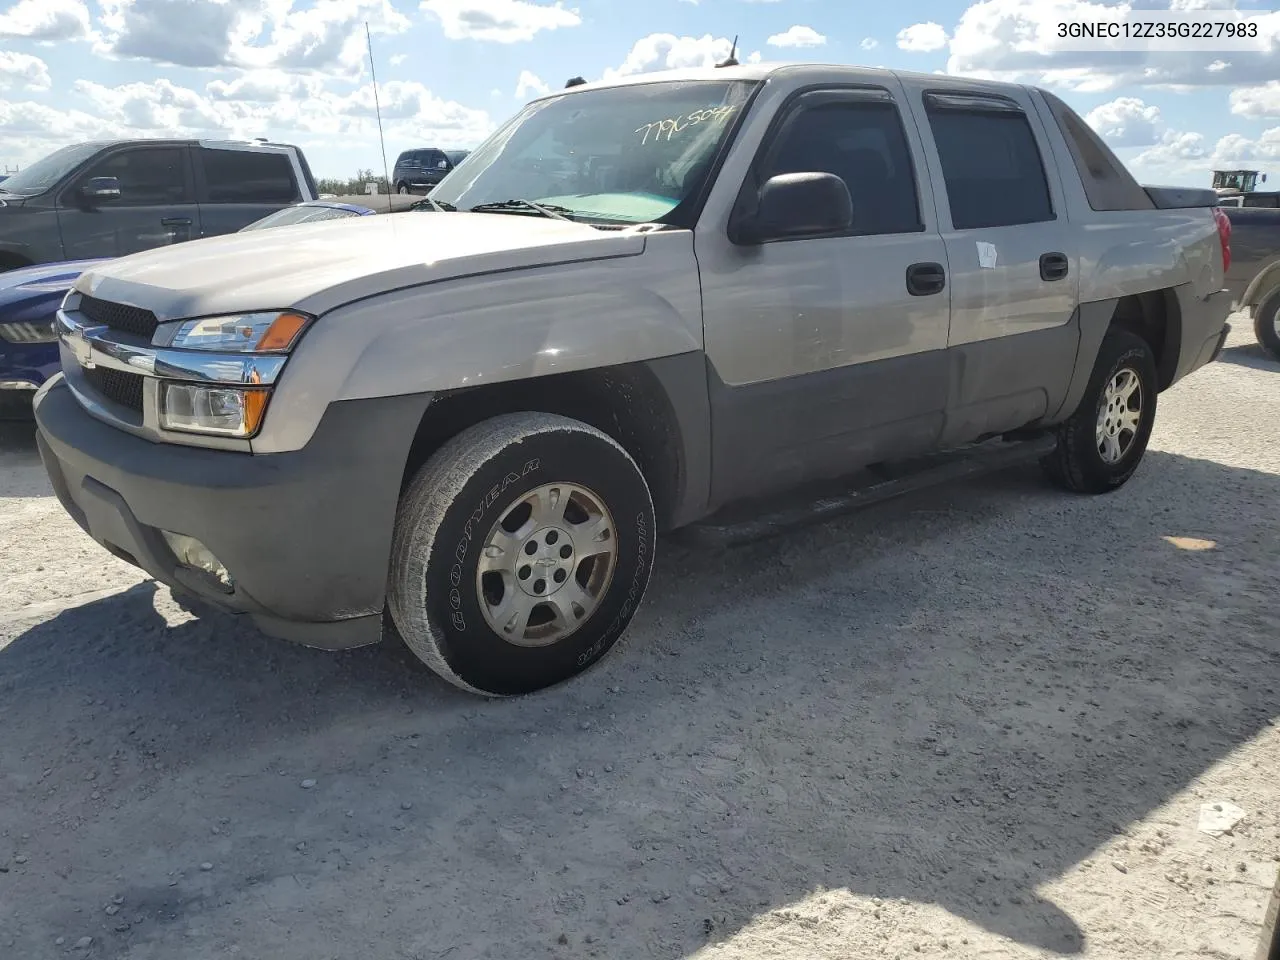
xmin=198 ymin=148 xmax=299 ymax=204
xmin=925 ymin=97 xmax=1054 ymax=229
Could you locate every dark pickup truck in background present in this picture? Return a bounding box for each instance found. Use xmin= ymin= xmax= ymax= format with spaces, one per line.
xmin=1224 ymin=204 xmax=1280 ymax=359
xmin=0 ymin=139 xmax=317 ymax=272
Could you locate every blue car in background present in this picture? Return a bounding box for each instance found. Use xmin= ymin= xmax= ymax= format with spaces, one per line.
xmin=0 ymin=195 xmax=422 ymax=405
xmin=0 ymin=258 xmax=110 ymax=393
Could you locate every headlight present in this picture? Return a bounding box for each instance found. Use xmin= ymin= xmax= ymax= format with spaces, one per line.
xmin=0 ymin=320 xmax=57 ymax=343
xmin=169 ymin=311 xmax=311 ymax=353
xmin=159 ymin=383 xmax=270 ymax=438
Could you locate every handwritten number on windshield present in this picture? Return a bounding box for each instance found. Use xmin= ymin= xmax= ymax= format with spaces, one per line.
xmin=635 ymin=105 xmax=738 ymax=145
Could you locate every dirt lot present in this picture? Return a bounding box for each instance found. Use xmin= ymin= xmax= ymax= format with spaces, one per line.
xmin=1 ymin=320 xmax=1278 ymax=960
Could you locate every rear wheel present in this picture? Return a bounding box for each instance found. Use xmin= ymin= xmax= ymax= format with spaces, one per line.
xmin=1043 ymin=328 xmax=1158 ymax=494
xmin=396 ymin=183 xmax=410 ymax=195
xmin=389 ymin=413 xmax=656 ymax=696
xmin=1253 ymin=290 xmax=1280 ymax=361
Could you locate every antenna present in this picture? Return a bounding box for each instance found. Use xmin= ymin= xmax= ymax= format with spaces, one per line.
xmin=565 ymin=76 xmax=586 ymax=88
xmin=366 ymin=21 xmax=392 ymax=198
xmin=716 ymin=35 xmax=739 ymax=68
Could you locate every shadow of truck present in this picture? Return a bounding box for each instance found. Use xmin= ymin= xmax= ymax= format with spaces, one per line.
xmin=0 ymin=449 xmax=1276 ymax=959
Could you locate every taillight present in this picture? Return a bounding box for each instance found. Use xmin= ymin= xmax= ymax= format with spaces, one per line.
xmin=1212 ymin=206 xmax=1232 ymax=274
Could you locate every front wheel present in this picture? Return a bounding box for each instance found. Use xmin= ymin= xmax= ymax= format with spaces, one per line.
xmin=396 ymin=183 xmax=410 ymax=195
xmin=1253 ymin=290 xmax=1280 ymax=361
xmin=1042 ymin=327 xmax=1158 ymax=494
xmin=389 ymin=413 xmax=656 ymax=696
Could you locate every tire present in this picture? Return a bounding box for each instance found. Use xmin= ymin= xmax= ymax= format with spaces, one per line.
xmin=389 ymin=412 xmax=656 ymax=696
xmin=396 ymin=183 xmax=410 ymax=195
xmin=1042 ymin=327 xmax=1158 ymax=494
xmin=1253 ymin=290 xmax=1280 ymax=361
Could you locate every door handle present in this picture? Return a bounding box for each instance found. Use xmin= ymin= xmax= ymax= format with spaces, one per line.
xmin=161 ymin=217 xmax=192 ymax=227
xmin=906 ymin=261 xmax=946 ymax=296
xmin=1040 ymin=252 xmax=1069 ymax=281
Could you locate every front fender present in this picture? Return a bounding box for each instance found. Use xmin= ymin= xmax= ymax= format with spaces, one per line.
xmin=253 ymin=231 xmax=703 ymax=454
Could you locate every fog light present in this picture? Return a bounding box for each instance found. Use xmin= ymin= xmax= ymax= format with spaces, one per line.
xmin=161 ymin=531 xmax=232 ymax=588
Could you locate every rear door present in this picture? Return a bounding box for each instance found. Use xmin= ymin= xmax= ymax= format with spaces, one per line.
xmin=194 ymin=145 xmax=303 ymax=236
xmin=55 ymin=144 xmax=200 ymax=260
xmin=900 ymin=79 xmax=1079 ymax=446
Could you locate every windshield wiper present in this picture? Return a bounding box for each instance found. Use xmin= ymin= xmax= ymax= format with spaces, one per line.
xmin=467 ymin=199 xmax=575 ymax=221
xmin=411 ymin=197 xmax=456 ymax=212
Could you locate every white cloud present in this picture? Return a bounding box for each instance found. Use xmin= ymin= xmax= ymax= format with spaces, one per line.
xmin=91 ymin=0 xmax=409 ymax=76
xmin=1129 ymin=124 xmax=1280 ymax=185
xmin=940 ymin=0 xmax=1280 ymax=92
xmin=766 ymin=25 xmax=826 ymax=48
xmin=604 ymin=33 xmax=734 ymax=79
xmin=1 ymin=74 xmax=496 ymax=173
xmin=860 ymin=37 xmax=878 ymax=51
xmin=1211 ymin=126 xmax=1280 ymax=164
xmin=421 ymin=0 xmax=580 ymax=43
xmin=515 ymin=69 xmax=549 ymax=98
xmin=747 ymin=49 xmax=762 ymax=63
xmin=1085 ymin=96 xmax=1163 ymax=147
xmin=1132 ymin=129 xmax=1208 ymax=169
xmin=0 ymin=52 xmax=52 ymax=92
xmin=897 ymin=21 xmax=949 ymax=53
xmin=1231 ymin=81 xmax=1280 ymax=119
xmin=205 ymin=70 xmax=324 ymax=103
xmin=0 ymin=0 xmax=90 ymax=41
xmin=390 ymin=53 xmax=407 ymax=65
xmin=0 ymin=98 xmax=122 ymax=162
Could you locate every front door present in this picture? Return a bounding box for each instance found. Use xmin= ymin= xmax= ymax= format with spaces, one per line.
xmin=900 ymin=79 xmax=1080 ymax=445
xmin=55 ymin=145 xmax=199 ymax=261
xmin=696 ymin=82 xmax=952 ymax=507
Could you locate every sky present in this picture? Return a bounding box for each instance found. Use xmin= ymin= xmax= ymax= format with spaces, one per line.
xmin=0 ymin=0 xmax=1278 ymax=185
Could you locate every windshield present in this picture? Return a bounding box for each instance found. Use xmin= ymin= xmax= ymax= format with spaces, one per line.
xmin=429 ymin=80 xmax=756 ymax=224
xmin=0 ymin=142 xmax=106 ymax=197
xmin=240 ymin=202 xmax=371 ymax=231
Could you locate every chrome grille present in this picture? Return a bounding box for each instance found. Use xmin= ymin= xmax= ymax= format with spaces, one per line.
xmin=83 ymin=365 xmax=144 ymax=413
xmin=78 ymin=295 xmax=160 ymax=340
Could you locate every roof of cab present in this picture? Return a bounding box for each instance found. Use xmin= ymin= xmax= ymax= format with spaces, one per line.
xmin=533 ymin=61 xmax=1029 ymax=99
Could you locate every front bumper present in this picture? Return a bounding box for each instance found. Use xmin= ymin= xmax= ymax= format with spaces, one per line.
xmin=34 ymin=376 xmax=431 ymax=649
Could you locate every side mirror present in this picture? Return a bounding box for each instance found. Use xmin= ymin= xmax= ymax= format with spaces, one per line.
xmin=735 ymin=172 xmax=852 ymax=244
xmin=80 ymin=177 xmax=121 ymax=203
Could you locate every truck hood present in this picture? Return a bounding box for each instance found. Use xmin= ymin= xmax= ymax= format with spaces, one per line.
xmin=74 ymin=212 xmax=648 ymax=321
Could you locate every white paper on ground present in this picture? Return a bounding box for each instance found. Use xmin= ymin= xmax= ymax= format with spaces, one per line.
xmin=1198 ymin=800 xmax=1245 ymax=836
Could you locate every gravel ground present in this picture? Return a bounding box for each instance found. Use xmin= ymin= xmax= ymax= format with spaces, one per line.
xmin=1 ymin=320 xmax=1278 ymax=960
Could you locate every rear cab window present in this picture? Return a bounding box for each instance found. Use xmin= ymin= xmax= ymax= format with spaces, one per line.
xmin=198 ymin=148 xmax=300 ymax=204
xmin=1039 ymin=90 xmax=1154 ymax=212
xmin=924 ymin=93 xmax=1054 ymax=229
